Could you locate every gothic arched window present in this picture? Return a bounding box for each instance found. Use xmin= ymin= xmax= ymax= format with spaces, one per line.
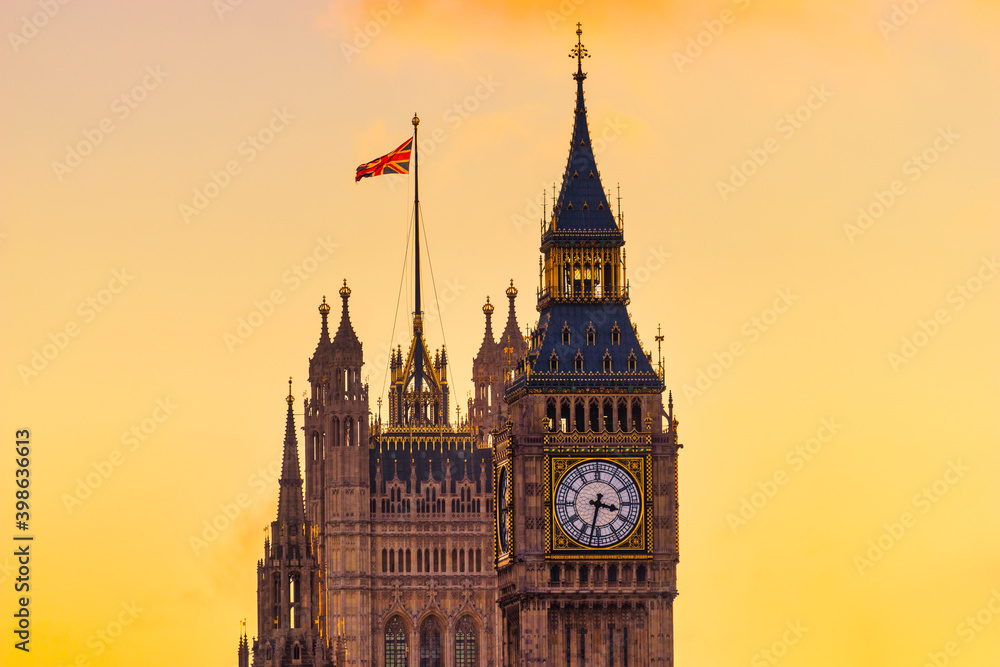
xmin=455 ymin=615 xmax=478 ymax=667
xmin=385 ymin=616 xmax=407 ymax=667
xmin=419 ymin=616 xmax=443 ymax=667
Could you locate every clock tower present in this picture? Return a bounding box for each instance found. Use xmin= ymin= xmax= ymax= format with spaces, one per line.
xmin=493 ymin=25 xmax=681 ymax=667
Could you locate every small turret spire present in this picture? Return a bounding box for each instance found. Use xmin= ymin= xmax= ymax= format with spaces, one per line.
xmin=332 ymin=279 xmax=362 ymax=354
xmin=499 ymin=280 xmax=526 ymax=372
xmin=317 ymin=296 xmax=331 ymax=346
xmin=276 ymin=378 xmax=305 ymax=526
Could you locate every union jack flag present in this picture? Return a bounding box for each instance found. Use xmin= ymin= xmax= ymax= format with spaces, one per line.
xmin=355 ymin=137 xmax=412 ymax=182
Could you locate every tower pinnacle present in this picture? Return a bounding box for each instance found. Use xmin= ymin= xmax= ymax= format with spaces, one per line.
xmin=276 ymin=378 xmax=305 ymax=527
xmin=332 ymin=279 xmax=362 ymax=354
xmin=317 ymin=296 xmax=332 ymax=347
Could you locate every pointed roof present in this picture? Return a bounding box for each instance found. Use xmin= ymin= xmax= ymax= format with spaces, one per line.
xmin=543 ymin=24 xmax=623 ymax=247
xmin=474 ymin=296 xmax=497 ymax=364
xmin=276 ymin=379 xmax=305 ymax=527
xmin=505 ymin=26 xmax=662 ymax=398
xmin=498 ymin=280 xmax=527 ymax=365
xmin=332 ymin=279 xmax=362 ymax=356
xmin=314 ymin=295 xmax=332 ymax=353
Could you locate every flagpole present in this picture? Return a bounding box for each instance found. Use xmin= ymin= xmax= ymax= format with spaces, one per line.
xmin=412 ymin=113 xmax=423 ymax=391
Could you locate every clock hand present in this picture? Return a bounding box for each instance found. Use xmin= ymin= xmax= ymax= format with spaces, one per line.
xmin=588 ymin=493 xmax=604 ymax=545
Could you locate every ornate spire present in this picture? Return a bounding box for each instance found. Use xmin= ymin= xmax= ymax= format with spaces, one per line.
xmin=499 ymin=280 xmax=526 ymax=369
xmin=317 ymin=295 xmax=332 ymax=348
xmin=546 ymin=23 xmax=621 ymax=240
xmin=475 ymin=297 xmax=496 ymax=363
xmin=276 ymin=377 xmax=305 ymax=527
xmin=332 ymin=279 xmax=362 ymax=354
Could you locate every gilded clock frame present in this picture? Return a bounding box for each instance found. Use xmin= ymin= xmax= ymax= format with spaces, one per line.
xmin=544 ymin=436 xmax=652 ymax=559
xmin=494 ymin=458 xmax=514 ymax=567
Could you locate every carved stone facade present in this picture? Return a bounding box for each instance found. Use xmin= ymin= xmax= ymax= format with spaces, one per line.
xmin=245 ymin=277 xmax=522 ymax=666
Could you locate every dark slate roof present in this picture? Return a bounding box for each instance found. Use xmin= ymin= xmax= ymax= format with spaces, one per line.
xmin=509 ymin=302 xmax=661 ymax=392
xmin=542 ymin=64 xmax=624 ymax=247
xmin=368 ymin=438 xmax=491 ymax=493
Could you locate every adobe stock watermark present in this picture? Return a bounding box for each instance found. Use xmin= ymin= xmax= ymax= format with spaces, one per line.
xmin=626 ymin=246 xmax=672 ymax=293
xmin=7 ymin=0 xmax=72 ymax=54
xmin=511 ymin=115 xmax=628 ymax=233
xmin=750 ymin=620 xmax=808 ymax=667
xmin=717 ymin=84 xmax=833 ymax=202
xmin=918 ymin=589 xmax=1000 ymax=667
xmin=61 ymin=398 xmax=179 ymax=514
xmin=545 ymin=0 xmax=588 ymax=30
xmin=673 ymin=0 xmax=753 ymax=72
xmin=878 ymin=0 xmax=934 ymax=40
xmin=55 ymin=600 xmax=144 ymax=666
xmin=52 ymin=66 xmax=168 ymax=182
xmin=887 ymin=255 xmax=997 ymax=372
xmin=339 ymin=0 xmax=403 ymax=63
xmin=682 ymin=288 xmax=798 ymax=403
xmin=223 ymin=236 xmax=338 ymax=352
xmin=844 ymin=127 xmax=959 ymax=243
xmin=853 ymin=459 xmax=969 ymax=575
xmin=213 ymin=0 xmax=249 ymax=21
xmin=179 ymin=107 xmax=295 ymax=223
xmin=386 ymin=75 xmax=502 ymax=194
xmin=189 ymin=459 xmax=281 ymax=555
xmin=727 ymin=418 xmax=843 ymax=534
xmin=18 ymin=269 xmax=135 ymax=386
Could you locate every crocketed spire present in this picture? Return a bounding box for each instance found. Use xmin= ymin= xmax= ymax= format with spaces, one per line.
xmin=499 ymin=280 xmax=527 ymax=369
xmin=315 ymin=295 xmax=332 ymax=353
xmin=332 ymin=279 xmax=362 ymax=356
xmin=544 ymin=23 xmax=623 ymax=242
xmin=474 ymin=297 xmax=496 ymax=364
xmin=276 ymin=378 xmax=305 ymax=527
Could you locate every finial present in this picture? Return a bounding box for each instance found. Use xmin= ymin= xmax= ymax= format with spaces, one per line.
xmin=616 ymin=183 xmax=623 ymax=226
xmin=570 ymin=22 xmax=590 ymax=81
xmin=319 ymin=295 xmax=330 ymax=315
xmin=339 ymin=279 xmax=351 ymax=300
xmin=287 ymin=377 xmax=294 ymax=405
xmin=412 ymin=113 xmax=420 ymax=128
xmin=483 ymin=296 xmax=494 ymax=315
xmin=506 ymin=279 xmax=517 ymax=299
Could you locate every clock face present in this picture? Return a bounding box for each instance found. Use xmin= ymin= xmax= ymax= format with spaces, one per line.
xmin=553 ymin=459 xmax=642 ymax=549
xmin=497 ymin=465 xmax=510 ymax=555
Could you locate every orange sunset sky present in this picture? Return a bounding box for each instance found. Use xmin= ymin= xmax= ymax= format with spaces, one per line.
xmin=2 ymin=0 xmax=999 ymax=665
